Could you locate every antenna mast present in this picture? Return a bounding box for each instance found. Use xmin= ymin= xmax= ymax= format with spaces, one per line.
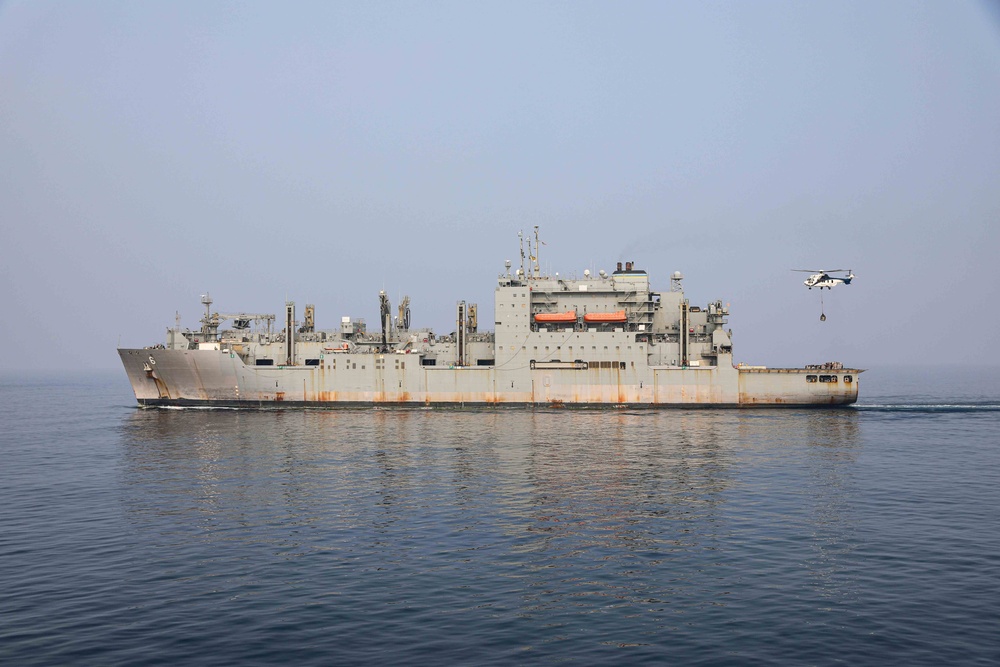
xmin=518 ymin=230 xmax=525 ymax=276
xmin=533 ymin=225 xmax=540 ymax=277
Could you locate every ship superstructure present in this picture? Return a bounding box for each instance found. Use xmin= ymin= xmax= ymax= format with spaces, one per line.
xmin=119 ymin=229 xmax=861 ymax=407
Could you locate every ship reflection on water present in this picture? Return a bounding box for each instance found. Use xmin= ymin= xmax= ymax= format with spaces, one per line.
xmin=117 ymin=407 xmax=864 ymax=660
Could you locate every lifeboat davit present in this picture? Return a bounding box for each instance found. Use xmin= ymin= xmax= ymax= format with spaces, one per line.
xmin=583 ymin=310 xmax=627 ymax=323
xmin=534 ymin=311 xmax=577 ymax=323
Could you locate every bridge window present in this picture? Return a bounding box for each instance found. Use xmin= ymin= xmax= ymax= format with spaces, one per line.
xmin=819 ymin=375 xmax=836 ymax=383
xmin=806 ymin=375 xmax=817 ymax=382
xmin=305 ymin=359 xmax=320 ymax=366
xmin=844 ymin=375 xmax=853 ymax=383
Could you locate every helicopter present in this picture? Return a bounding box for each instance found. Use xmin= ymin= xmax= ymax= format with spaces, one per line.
xmin=793 ymin=269 xmax=855 ymax=290
xmin=793 ymin=269 xmax=855 ymax=321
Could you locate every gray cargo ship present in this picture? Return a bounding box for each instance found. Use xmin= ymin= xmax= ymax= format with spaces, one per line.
xmin=119 ymin=229 xmax=861 ymax=407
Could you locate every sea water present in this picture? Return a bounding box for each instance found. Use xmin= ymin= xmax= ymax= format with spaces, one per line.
xmin=1 ymin=367 xmax=998 ymax=665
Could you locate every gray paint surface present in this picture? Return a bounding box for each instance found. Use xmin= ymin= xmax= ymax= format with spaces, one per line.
xmin=120 ymin=248 xmax=861 ymax=406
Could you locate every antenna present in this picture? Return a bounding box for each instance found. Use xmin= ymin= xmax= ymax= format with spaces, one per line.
xmin=518 ymin=230 xmax=525 ymax=276
xmin=532 ymin=225 xmax=542 ymax=277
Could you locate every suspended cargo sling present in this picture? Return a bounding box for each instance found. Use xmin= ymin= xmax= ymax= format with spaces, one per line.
xmin=583 ymin=310 xmax=627 ymax=323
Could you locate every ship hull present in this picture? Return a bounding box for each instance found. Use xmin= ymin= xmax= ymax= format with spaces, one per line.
xmin=120 ymin=349 xmax=861 ymax=408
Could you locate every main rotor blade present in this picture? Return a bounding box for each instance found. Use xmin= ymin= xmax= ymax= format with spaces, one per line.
xmin=792 ymin=268 xmax=850 ymax=273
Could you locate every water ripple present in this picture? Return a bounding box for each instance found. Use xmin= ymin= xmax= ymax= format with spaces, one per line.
xmin=1 ymin=372 xmax=999 ymax=665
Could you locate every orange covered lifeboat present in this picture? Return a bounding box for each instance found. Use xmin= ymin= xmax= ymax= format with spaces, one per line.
xmin=583 ymin=310 xmax=627 ymax=323
xmin=534 ymin=311 xmax=577 ymax=323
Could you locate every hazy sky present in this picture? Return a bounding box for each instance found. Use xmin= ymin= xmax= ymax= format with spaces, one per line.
xmin=2 ymin=1 xmax=998 ymax=371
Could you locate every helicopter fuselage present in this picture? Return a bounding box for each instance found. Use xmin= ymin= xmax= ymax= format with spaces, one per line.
xmin=804 ymin=273 xmax=853 ymax=289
